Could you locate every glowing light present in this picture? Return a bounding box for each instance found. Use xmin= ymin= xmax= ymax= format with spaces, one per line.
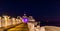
xmin=0 ymin=17 xmax=2 ymax=27
xmin=3 ymin=15 xmax=8 ymax=27
xmin=27 ymin=22 xmax=35 ymax=31
xmin=16 ymin=19 xmax=19 ymax=24
xmin=23 ymin=18 xmax=28 ymax=23
xmin=12 ymin=18 xmax=16 ymax=25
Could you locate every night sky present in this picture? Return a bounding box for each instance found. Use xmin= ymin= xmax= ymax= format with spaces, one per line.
xmin=0 ymin=0 xmax=60 ymax=25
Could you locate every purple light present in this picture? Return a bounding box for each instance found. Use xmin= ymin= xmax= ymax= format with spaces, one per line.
xmin=23 ymin=18 xmax=28 ymax=23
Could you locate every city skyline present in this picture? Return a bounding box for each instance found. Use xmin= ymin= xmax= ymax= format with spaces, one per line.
xmin=0 ymin=0 xmax=60 ymax=25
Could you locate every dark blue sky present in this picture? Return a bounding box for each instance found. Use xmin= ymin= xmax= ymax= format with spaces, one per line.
xmin=0 ymin=0 xmax=60 ymax=22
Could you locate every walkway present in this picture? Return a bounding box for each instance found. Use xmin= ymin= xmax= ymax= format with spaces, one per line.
xmin=7 ymin=23 xmax=29 ymax=31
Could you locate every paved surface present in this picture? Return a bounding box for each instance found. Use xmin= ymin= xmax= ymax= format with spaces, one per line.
xmin=1 ymin=24 xmax=60 ymax=31
xmin=0 ymin=25 xmax=19 ymax=31
xmin=7 ymin=23 xmax=29 ymax=31
xmin=45 ymin=26 xmax=60 ymax=31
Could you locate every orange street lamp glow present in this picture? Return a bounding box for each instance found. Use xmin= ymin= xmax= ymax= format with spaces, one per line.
xmin=0 ymin=17 xmax=2 ymax=27
xmin=3 ymin=15 xmax=8 ymax=27
xmin=12 ymin=18 xmax=16 ymax=25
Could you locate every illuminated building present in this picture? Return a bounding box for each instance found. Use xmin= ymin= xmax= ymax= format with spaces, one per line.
xmin=1 ymin=18 xmax=5 ymax=27
xmin=22 ymin=14 xmax=28 ymax=23
xmin=40 ymin=27 xmax=45 ymax=31
xmin=3 ymin=15 xmax=9 ymax=27
xmin=0 ymin=16 xmax=2 ymax=27
xmin=17 ymin=16 xmax=22 ymax=24
xmin=28 ymin=16 xmax=35 ymax=22
xmin=11 ymin=18 xmax=16 ymax=25
xmin=27 ymin=16 xmax=37 ymax=31
xmin=19 ymin=17 xmax=23 ymax=23
xmin=0 ymin=14 xmax=45 ymax=31
xmin=35 ymin=25 xmax=40 ymax=31
xmin=16 ymin=19 xmax=19 ymax=24
xmin=27 ymin=22 xmax=36 ymax=31
xmin=7 ymin=16 xmax=11 ymax=26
